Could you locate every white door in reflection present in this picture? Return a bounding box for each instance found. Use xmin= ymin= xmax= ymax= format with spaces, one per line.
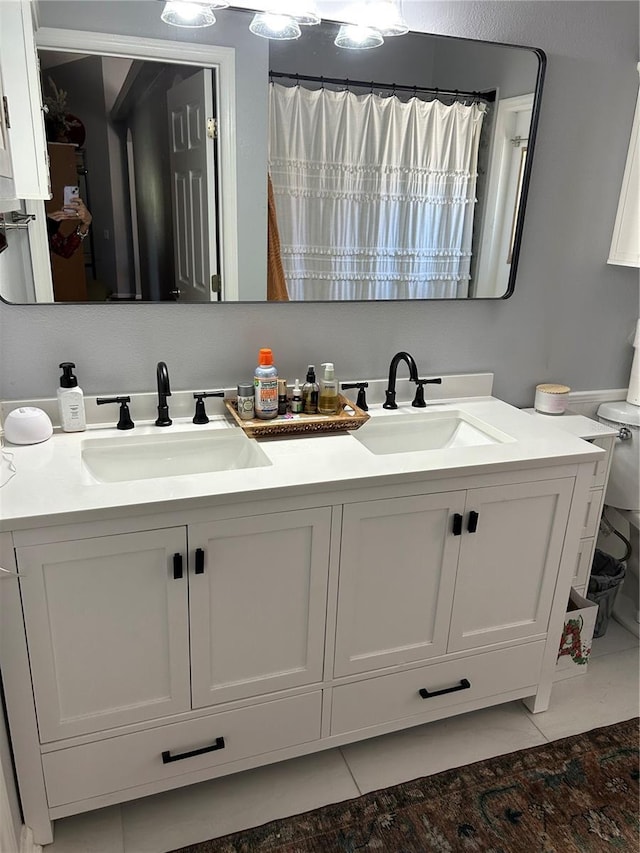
xmin=167 ymin=70 xmax=219 ymax=302
xmin=475 ymin=93 xmax=533 ymax=298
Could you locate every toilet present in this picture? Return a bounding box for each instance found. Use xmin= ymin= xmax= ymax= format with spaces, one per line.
xmin=597 ymin=400 xmax=640 ymax=637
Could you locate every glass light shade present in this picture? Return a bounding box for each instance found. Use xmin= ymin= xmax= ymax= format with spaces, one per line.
xmin=368 ymin=0 xmax=408 ymax=36
xmin=161 ymin=1 xmax=217 ymax=28
xmin=249 ymin=12 xmax=301 ymax=40
xmin=266 ymin=2 xmax=320 ymax=25
xmin=335 ymin=24 xmax=384 ymax=50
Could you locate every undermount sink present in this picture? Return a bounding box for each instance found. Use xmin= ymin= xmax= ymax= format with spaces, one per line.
xmin=81 ymin=429 xmax=271 ymax=483
xmin=352 ymin=410 xmax=514 ymax=456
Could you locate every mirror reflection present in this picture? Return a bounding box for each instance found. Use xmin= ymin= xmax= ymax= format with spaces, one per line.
xmin=4 ymin=4 xmax=544 ymax=304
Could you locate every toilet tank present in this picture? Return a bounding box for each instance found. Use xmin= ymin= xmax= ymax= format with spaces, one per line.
xmin=598 ymin=401 xmax=640 ymax=512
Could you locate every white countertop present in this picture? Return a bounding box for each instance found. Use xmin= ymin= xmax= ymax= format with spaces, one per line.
xmin=522 ymin=408 xmax=619 ymax=440
xmin=0 ymin=394 xmax=604 ymax=532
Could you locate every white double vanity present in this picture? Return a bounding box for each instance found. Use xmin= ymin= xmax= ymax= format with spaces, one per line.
xmin=0 ymin=375 xmax=609 ymax=845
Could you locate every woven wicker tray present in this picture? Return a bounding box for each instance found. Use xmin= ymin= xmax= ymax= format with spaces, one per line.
xmin=224 ymin=394 xmax=369 ymax=438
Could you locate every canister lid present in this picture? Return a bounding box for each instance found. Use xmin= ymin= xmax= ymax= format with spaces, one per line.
xmin=536 ymin=383 xmax=570 ymax=394
xmin=237 ymin=382 xmax=254 ymax=396
xmin=597 ymin=400 xmax=640 ymax=427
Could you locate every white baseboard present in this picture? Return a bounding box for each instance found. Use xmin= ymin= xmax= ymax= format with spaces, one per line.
xmin=20 ymin=826 xmax=42 ymax=853
xmin=568 ymin=388 xmax=627 ymax=418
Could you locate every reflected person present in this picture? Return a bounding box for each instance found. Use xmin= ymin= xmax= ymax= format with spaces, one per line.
xmin=47 ymin=196 xmax=92 ymax=259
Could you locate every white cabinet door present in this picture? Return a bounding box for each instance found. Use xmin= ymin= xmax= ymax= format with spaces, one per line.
xmin=17 ymin=528 xmax=191 ymax=742
xmin=448 ymin=479 xmax=573 ymax=652
xmin=189 ymin=508 xmax=332 ymax=707
xmin=0 ymin=0 xmax=49 ymax=199
xmin=334 ymin=493 xmax=465 ymax=677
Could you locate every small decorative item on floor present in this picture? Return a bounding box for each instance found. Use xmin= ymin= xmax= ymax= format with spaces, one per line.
xmin=556 ymin=587 xmax=598 ymax=675
xmin=169 ymin=718 xmax=639 ymax=853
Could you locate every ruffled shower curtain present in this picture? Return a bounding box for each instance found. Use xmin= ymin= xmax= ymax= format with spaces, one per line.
xmin=269 ymin=82 xmax=486 ymax=300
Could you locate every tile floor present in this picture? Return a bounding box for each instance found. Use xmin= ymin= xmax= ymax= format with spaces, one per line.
xmin=44 ymin=620 xmax=639 ymax=853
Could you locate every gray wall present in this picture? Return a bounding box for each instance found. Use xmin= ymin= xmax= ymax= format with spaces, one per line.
xmin=0 ymin=1 xmax=638 ymax=406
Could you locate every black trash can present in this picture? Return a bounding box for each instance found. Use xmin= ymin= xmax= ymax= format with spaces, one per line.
xmin=587 ymin=549 xmax=626 ymax=638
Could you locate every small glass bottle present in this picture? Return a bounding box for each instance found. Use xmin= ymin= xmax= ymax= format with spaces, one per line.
xmin=278 ymin=379 xmax=288 ymax=415
xmin=291 ymin=378 xmax=303 ymax=413
xmin=302 ymin=365 xmax=319 ymax=414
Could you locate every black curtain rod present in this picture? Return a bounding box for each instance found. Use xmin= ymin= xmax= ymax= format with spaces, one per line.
xmin=269 ymin=71 xmax=496 ymax=103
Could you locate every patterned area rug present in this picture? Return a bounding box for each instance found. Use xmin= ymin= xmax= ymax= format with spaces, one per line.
xmin=172 ymin=718 xmax=639 ymax=852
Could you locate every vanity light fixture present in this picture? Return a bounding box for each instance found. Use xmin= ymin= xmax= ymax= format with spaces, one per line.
xmin=334 ymin=24 xmax=384 ymax=50
xmin=249 ymin=12 xmax=302 ymax=40
xmin=266 ymin=1 xmax=321 ymax=26
xmin=368 ymin=0 xmax=408 ymax=36
xmin=334 ymin=1 xmax=407 ymax=49
xmin=160 ymin=1 xmax=225 ymax=28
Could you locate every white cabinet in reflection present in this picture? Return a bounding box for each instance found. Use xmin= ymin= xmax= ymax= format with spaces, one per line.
xmin=0 ymin=0 xmax=49 ymax=200
xmin=608 ymin=63 xmax=640 ymax=268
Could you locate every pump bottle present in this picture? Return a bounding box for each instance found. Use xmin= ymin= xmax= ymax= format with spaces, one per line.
xmin=318 ymin=362 xmax=339 ymax=415
xmin=57 ymin=362 xmax=86 ymax=432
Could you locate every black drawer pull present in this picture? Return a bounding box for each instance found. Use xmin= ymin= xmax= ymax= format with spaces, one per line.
xmin=162 ymin=736 xmax=225 ymax=764
xmin=195 ymin=547 xmax=205 ymax=574
xmin=452 ymin=513 xmax=463 ymax=536
xmin=419 ymin=678 xmax=471 ymax=700
xmin=173 ymin=553 xmax=183 ymax=580
xmin=467 ymin=511 xmax=479 ymax=533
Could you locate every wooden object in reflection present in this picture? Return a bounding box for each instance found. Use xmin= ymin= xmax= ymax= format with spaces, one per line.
xmin=46 ymin=143 xmax=87 ymax=301
xmin=267 ymin=174 xmax=288 ymax=301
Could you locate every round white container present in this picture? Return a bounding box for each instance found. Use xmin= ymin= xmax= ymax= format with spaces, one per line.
xmin=3 ymin=407 xmax=53 ymax=444
xmin=534 ymin=384 xmax=570 ymax=415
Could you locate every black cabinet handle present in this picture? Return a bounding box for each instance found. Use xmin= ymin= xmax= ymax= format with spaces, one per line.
xmin=195 ymin=548 xmax=205 ymax=575
xmin=173 ymin=553 xmax=183 ymax=580
xmin=452 ymin=513 xmax=463 ymax=536
xmin=467 ymin=511 xmax=479 ymax=533
xmin=419 ymin=678 xmax=471 ymax=699
xmin=161 ymin=736 xmax=225 ymax=764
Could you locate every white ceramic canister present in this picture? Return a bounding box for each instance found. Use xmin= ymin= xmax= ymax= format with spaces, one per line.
xmin=534 ymin=383 xmax=571 ymax=415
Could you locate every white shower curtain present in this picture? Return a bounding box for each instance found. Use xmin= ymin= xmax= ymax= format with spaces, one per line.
xmin=269 ymin=82 xmax=486 ymax=300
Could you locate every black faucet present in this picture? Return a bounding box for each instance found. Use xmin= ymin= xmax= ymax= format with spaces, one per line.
xmin=155 ymin=361 xmax=172 ymax=426
xmin=96 ymin=396 xmax=135 ymax=430
xmin=341 ymin=381 xmax=369 ymax=411
xmin=383 ymin=351 xmax=420 ymax=409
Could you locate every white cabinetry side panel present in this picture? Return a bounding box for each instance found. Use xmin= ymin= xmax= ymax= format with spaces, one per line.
xmin=18 ymin=528 xmax=191 ymax=741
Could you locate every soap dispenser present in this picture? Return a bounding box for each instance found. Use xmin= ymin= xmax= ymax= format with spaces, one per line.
xmin=57 ymin=362 xmax=86 ymax=432
xmin=318 ymin=363 xmax=339 ymax=415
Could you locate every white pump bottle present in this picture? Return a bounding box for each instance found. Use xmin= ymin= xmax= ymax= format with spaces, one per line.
xmin=57 ymin=362 xmax=86 ymax=432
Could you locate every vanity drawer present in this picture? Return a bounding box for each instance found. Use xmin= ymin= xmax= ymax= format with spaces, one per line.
xmin=581 ymin=489 xmax=604 ymax=539
xmin=573 ymin=537 xmax=595 ymax=588
xmin=330 ymin=643 xmax=544 ymax=735
xmin=586 ymin=437 xmax=615 ymax=488
xmin=43 ymin=691 xmax=321 ymax=808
